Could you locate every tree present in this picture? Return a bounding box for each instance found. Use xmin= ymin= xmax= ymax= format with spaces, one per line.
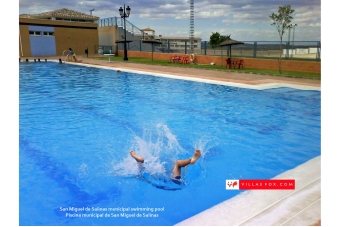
xmin=269 ymin=5 xmax=294 ymax=74
xmin=209 ymin=32 xmax=228 ymax=49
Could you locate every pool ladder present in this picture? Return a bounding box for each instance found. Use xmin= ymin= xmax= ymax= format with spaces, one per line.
xmin=61 ymin=50 xmax=69 ymax=62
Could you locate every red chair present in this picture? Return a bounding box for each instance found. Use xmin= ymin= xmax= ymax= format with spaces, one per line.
xmin=232 ymin=60 xmax=238 ymax=69
xmin=170 ymin=55 xmax=177 ymax=63
xmin=175 ymin=56 xmax=182 ymax=63
xmin=237 ymin=60 xmax=244 ymax=69
xmin=182 ymin=56 xmax=189 ymax=64
xmin=226 ymin=58 xmax=232 ymax=69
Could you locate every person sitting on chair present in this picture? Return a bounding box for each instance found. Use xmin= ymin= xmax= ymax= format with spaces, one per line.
xmin=129 ymin=149 xmax=201 ymax=184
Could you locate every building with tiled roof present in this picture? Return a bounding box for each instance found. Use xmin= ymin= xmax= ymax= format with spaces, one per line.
xmin=19 ymin=8 xmax=99 ymax=22
xmin=19 ymin=8 xmax=99 ymax=57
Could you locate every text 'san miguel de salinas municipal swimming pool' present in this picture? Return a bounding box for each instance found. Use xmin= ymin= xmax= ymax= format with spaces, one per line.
xmin=19 ymin=62 xmax=321 ymax=226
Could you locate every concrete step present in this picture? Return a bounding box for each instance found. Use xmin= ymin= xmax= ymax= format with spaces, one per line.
xmin=239 ymin=178 xmax=321 ymax=226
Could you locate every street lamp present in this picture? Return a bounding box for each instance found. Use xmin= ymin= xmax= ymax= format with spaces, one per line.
xmin=119 ymin=4 xmax=131 ymax=61
xmin=292 ymin=24 xmax=297 ymax=47
xmin=288 ymin=23 xmax=297 ymax=57
xmin=289 ymin=24 xmax=297 ymax=57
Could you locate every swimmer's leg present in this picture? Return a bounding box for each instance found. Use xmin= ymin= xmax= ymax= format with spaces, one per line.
xmin=172 ymin=158 xmax=191 ymax=177
xmin=172 ymin=149 xmax=201 ymax=177
xmin=130 ymin=150 xmax=144 ymax=163
xmin=190 ymin=149 xmax=201 ymax=164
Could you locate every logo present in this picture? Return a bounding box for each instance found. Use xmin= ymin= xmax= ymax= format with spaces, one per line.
xmin=226 ymin=180 xmax=239 ymax=190
xmin=226 ymin=179 xmax=295 ymax=190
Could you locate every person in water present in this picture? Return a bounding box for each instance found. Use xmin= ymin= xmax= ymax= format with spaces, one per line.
xmin=129 ymin=149 xmax=201 ymax=183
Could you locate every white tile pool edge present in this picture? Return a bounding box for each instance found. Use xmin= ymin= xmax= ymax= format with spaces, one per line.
xmin=175 ymin=156 xmax=321 ymax=226
xmin=57 ymin=61 xmax=321 ymax=91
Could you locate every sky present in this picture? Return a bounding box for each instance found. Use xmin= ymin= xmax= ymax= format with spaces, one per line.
xmin=18 ymin=0 xmax=321 ymax=42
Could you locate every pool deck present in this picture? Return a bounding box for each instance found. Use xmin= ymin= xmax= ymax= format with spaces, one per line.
xmin=56 ymin=56 xmax=321 ymax=88
xmin=176 ymin=156 xmax=321 ymax=226
xmin=22 ymin=56 xmax=321 ymax=226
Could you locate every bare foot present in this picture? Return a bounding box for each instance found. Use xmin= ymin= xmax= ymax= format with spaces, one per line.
xmin=190 ymin=149 xmax=201 ymax=164
xmin=130 ymin=150 xmax=144 ymax=163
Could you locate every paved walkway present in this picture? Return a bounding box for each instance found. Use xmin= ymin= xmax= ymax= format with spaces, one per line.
xmin=81 ymin=59 xmax=320 ymax=87
xmin=25 ymin=56 xmax=320 ymax=89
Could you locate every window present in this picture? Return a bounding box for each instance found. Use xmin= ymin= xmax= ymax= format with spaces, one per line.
xmin=29 ymin=31 xmax=41 ymax=36
xmin=43 ymin=32 xmax=54 ymax=36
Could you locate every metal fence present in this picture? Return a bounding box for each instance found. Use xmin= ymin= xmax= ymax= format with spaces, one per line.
xmin=98 ymin=17 xmax=321 ymax=61
xmin=98 ymin=17 xmax=145 ymax=37
xmin=200 ymin=41 xmax=321 ymax=60
xmin=115 ymin=40 xmax=321 ymax=61
xmin=95 ymin=45 xmax=113 ymax=54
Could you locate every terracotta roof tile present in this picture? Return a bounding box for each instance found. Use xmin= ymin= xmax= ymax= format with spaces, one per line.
xmin=19 ymin=8 xmax=99 ymax=20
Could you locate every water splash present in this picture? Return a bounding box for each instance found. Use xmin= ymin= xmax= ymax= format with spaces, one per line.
xmin=193 ymin=135 xmax=220 ymax=160
xmin=112 ymin=123 xmax=186 ymax=178
xmin=110 ymin=123 xmax=219 ymax=189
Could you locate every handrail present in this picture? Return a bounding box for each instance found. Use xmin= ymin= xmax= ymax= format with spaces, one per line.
xmin=98 ymin=16 xmax=145 ymax=37
xmin=61 ymin=50 xmax=69 ymax=62
xmin=19 ymin=28 xmax=23 ymax=57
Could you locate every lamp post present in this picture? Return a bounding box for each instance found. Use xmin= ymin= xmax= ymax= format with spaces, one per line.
xmin=292 ymin=24 xmax=297 ymax=47
xmin=288 ymin=23 xmax=297 ymax=58
xmin=119 ymin=4 xmax=131 ymax=61
xmin=290 ymin=24 xmax=297 ymax=57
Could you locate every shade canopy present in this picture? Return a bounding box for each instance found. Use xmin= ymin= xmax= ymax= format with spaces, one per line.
xmin=142 ymin=40 xmax=162 ymax=45
xmin=218 ymin=36 xmax=244 ymax=61
xmin=218 ymin=36 xmax=244 ymax=47
xmin=115 ymin=40 xmax=133 ymax=43
xmin=142 ymin=40 xmax=163 ymax=61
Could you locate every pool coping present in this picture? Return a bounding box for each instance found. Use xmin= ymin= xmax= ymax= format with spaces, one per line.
xmin=46 ymin=59 xmax=321 ymax=225
xmin=175 ymin=156 xmax=321 ymax=226
xmin=54 ymin=60 xmax=321 ymax=91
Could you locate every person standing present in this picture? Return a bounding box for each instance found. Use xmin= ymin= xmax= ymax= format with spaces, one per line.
xmin=68 ymin=48 xmax=77 ymax=62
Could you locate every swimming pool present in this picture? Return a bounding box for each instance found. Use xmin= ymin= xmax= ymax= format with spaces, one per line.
xmin=19 ymin=62 xmax=321 ymax=226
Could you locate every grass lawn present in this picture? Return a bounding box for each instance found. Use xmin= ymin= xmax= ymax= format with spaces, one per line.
xmin=91 ymin=56 xmax=321 ymax=80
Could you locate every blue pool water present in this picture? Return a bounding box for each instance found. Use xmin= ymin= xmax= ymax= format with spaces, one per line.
xmin=19 ymin=62 xmax=321 ymax=226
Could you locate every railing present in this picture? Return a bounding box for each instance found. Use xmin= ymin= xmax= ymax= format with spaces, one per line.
xmin=61 ymin=50 xmax=69 ymax=62
xmin=98 ymin=17 xmax=321 ymax=61
xmin=98 ymin=17 xmax=145 ymax=37
xmin=117 ymin=40 xmax=321 ymax=61
xmin=199 ymin=41 xmax=321 ymax=60
xmin=95 ymin=45 xmax=113 ymax=54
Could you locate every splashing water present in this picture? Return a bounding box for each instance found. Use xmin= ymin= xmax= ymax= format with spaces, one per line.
xmin=112 ymin=123 xmax=187 ymax=178
xmin=193 ymin=136 xmax=220 ymax=160
xmin=110 ymin=123 xmax=219 ymax=190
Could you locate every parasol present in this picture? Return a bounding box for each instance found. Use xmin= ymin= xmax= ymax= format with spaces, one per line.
xmin=218 ymin=35 xmax=244 ymax=63
xmin=142 ymin=40 xmax=162 ymax=61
